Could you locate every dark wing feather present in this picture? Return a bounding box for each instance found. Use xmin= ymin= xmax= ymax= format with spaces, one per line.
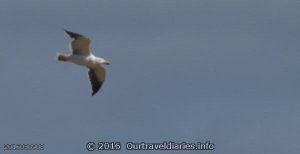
xmin=65 ymin=30 xmax=84 ymax=39
xmin=88 ymin=69 xmax=103 ymax=96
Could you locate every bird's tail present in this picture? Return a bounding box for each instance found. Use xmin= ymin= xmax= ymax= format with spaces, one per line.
xmin=56 ymin=53 xmax=70 ymax=62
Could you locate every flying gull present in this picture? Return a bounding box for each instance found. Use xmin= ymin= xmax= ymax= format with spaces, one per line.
xmin=57 ymin=30 xmax=109 ymax=96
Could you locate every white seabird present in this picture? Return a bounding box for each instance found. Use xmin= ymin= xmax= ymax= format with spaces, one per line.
xmin=57 ymin=30 xmax=109 ymax=96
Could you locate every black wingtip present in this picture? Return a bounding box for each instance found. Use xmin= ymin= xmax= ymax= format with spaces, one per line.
xmin=88 ymin=69 xmax=104 ymax=96
xmin=91 ymin=86 xmax=102 ymax=96
xmin=91 ymin=82 xmax=103 ymax=96
xmin=64 ymin=30 xmax=83 ymax=39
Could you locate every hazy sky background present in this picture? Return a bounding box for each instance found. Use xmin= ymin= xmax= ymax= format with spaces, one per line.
xmin=0 ymin=0 xmax=299 ymax=153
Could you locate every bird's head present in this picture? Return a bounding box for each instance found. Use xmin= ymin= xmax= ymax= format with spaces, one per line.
xmin=102 ymin=59 xmax=110 ymax=65
xmin=96 ymin=57 xmax=110 ymax=65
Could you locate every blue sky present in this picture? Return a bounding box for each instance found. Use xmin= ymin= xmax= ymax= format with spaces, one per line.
xmin=0 ymin=0 xmax=299 ymax=153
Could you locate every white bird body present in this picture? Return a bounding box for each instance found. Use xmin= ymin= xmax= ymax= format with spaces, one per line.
xmin=57 ymin=30 xmax=109 ymax=96
xmin=69 ymin=54 xmax=98 ymax=68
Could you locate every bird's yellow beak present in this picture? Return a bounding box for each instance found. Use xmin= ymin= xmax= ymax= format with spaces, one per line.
xmin=102 ymin=60 xmax=110 ymax=65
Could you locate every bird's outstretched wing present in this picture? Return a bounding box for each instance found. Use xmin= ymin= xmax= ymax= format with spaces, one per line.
xmin=65 ymin=30 xmax=91 ymax=55
xmin=88 ymin=65 xmax=106 ymax=96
